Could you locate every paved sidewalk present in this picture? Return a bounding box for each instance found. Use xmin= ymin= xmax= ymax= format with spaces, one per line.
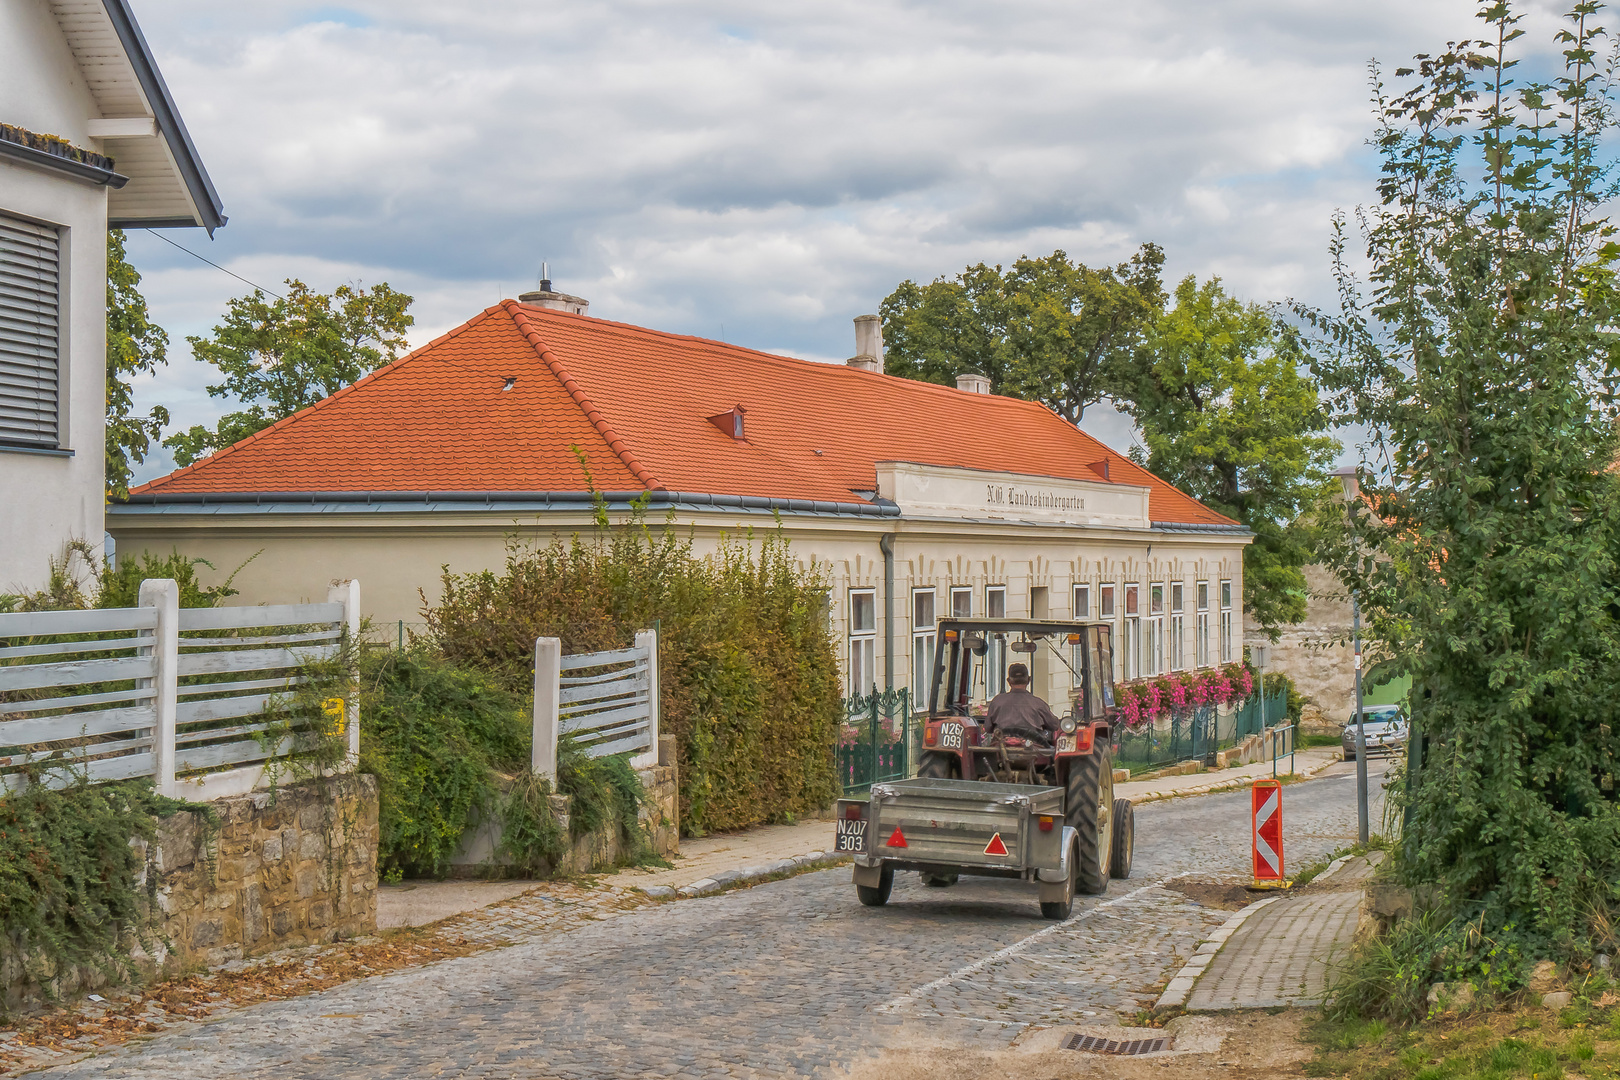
xmin=1117 ymin=745 xmax=1341 ymax=804
xmin=1170 ymin=852 xmax=1380 ymax=1011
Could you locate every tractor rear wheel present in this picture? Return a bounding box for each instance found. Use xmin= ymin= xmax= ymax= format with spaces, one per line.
xmin=1065 ymin=749 xmax=1113 ymax=895
xmin=1109 ymin=798 xmax=1135 ymax=879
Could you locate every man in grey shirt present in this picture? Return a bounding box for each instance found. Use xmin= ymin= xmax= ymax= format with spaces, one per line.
xmin=985 ymin=663 xmax=1062 ymax=744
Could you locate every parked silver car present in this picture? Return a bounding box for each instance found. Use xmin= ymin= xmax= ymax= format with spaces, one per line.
xmin=1341 ymin=705 xmax=1407 ymax=759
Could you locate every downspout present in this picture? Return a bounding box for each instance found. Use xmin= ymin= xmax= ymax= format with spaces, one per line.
xmin=880 ymin=533 xmax=896 ymax=690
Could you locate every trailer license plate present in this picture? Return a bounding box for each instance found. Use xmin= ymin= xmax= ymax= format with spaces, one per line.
xmin=939 ymin=722 xmax=965 ymax=750
xmin=836 ymin=818 xmax=867 ymax=853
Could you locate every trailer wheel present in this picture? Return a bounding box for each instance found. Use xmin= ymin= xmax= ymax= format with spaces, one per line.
xmin=1040 ymin=838 xmax=1077 ymax=920
xmin=1065 ymin=749 xmax=1113 ymax=895
xmin=918 ymin=752 xmax=959 ymax=780
xmin=856 ymin=865 xmax=894 ymax=907
xmin=1109 ymin=798 xmax=1135 ymax=879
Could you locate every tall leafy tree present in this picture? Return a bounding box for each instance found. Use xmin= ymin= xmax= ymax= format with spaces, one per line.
xmin=105 ymin=230 xmax=169 ymax=499
xmin=880 ymin=245 xmax=1165 ymax=421
xmin=1299 ymin=1 xmax=1620 ymax=948
xmin=164 ymin=280 xmax=414 ymax=466
xmin=1121 ymin=276 xmax=1341 ymax=635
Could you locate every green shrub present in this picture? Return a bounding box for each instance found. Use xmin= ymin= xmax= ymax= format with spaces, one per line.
xmin=359 ymin=647 xmax=657 ymax=879
xmin=426 ymin=510 xmax=842 ymax=835
xmin=0 ymin=778 xmax=198 ymax=1008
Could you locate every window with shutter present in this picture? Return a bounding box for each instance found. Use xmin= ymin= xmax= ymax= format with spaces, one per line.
xmin=0 ymin=214 xmax=61 ymax=449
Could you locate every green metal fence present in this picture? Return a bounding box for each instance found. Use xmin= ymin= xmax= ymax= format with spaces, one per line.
xmin=1113 ymin=692 xmax=1290 ymax=773
xmin=837 ymin=688 xmax=911 ymax=794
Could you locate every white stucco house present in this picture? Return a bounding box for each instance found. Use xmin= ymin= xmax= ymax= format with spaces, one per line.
xmin=1 ymin=0 xmax=224 ymax=593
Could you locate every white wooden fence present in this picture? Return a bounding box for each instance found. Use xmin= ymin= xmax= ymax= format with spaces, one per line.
xmin=532 ymin=630 xmax=659 ymax=781
xmin=0 ymin=579 xmax=360 ymax=800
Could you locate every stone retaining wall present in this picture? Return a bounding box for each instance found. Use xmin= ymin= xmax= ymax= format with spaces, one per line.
xmin=2 ymin=774 xmax=379 ymax=1011
xmin=147 ymin=774 xmax=380 ymax=968
xmin=450 ymin=758 xmax=680 ymax=876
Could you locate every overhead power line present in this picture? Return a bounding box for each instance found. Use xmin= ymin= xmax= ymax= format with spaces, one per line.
xmin=141 ymin=229 xmax=285 ymax=300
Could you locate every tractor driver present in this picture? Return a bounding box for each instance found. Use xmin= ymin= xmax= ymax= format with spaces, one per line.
xmin=985 ymin=662 xmax=1063 ymax=744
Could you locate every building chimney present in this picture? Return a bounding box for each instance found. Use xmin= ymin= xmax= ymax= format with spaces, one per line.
xmin=956 ymin=372 xmax=990 ymax=394
xmin=519 ymin=263 xmax=590 ymax=316
xmin=847 ymin=314 xmax=883 ymax=373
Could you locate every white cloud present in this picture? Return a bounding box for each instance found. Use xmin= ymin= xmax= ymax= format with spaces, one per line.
xmin=120 ymin=0 xmax=1540 ymax=484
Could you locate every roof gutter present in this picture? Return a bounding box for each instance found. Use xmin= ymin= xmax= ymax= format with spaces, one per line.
xmin=99 ymin=0 xmax=227 ymax=233
xmin=0 ymin=138 xmax=128 ymax=187
xmin=113 ymin=488 xmax=902 ymax=517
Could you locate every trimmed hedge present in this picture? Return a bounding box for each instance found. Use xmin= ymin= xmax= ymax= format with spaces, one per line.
xmin=426 ymin=515 xmax=842 ymax=835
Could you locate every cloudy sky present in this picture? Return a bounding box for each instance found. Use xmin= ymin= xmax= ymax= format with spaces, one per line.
xmin=120 ymin=0 xmax=1561 ymax=484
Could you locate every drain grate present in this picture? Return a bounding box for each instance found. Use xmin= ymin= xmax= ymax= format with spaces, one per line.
xmin=1062 ymin=1034 xmax=1170 ymax=1055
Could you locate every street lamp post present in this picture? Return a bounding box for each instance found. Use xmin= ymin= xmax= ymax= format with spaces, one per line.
xmin=1332 ymin=466 xmax=1371 ymax=846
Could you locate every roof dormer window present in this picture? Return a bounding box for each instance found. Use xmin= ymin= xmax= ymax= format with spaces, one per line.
xmin=707 ymin=406 xmax=746 ymax=441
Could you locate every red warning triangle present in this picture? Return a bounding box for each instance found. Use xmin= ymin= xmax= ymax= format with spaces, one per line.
xmin=885 ymin=827 xmax=908 ymax=848
xmin=983 ymin=832 xmax=1009 ymax=857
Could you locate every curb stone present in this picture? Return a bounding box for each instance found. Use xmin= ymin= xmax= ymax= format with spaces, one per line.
xmin=1126 ymin=753 xmax=1340 ymax=805
xmin=1312 ymin=854 xmax=1353 ymax=885
xmin=1155 ymin=895 xmax=1281 ymax=1010
xmin=646 ymin=850 xmax=849 ymax=899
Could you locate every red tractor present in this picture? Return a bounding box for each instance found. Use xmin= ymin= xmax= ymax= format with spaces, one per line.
xmin=906 ymin=618 xmax=1133 ymax=898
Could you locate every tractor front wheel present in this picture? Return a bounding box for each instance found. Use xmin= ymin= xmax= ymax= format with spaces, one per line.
xmin=1065 ymin=749 xmax=1113 ymax=895
xmin=918 ymin=751 xmax=959 ymax=780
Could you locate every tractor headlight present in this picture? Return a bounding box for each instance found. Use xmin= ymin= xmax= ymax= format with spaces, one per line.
xmin=1061 ymin=717 xmax=1078 ymax=734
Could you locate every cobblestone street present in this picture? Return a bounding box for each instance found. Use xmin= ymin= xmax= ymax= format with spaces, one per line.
xmin=37 ymin=761 xmax=1389 ymax=1079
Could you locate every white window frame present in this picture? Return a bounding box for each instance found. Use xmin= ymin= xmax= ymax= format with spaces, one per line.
xmin=1072 ymin=584 xmax=1091 ymax=683
xmin=985 ymin=585 xmax=1008 ymax=696
xmin=1219 ymin=579 xmax=1233 ymax=663
xmin=849 ymin=588 xmax=877 ymax=695
xmin=1196 ymin=580 xmax=1210 ymax=667
xmin=911 ymin=588 xmax=936 ymax=710
xmin=1100 ymin=583 xmax=1118 ymax=679
xmin=950 ymin=586 xmax=973 ymax=619
xmin=1147 ymin=583 xmax=1165 ymax=677
xmin=1123 ymin=583 xmax=1141 ymax=681
xmin=1170 ymin=582 xmax=1185 ymax=671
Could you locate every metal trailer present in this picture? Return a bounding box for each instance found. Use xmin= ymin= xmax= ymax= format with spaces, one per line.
xmin=836 ymin=777 xmax=1085 ymax=918
xmin=834 ymin=617 xmax=1136 ymax=919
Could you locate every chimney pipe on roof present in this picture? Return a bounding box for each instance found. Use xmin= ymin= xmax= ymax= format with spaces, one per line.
xmin=956 ymin=372 xmax=990 ymax=394
xmin=847 ymin=314 xmax=883 ymax=373
xmin=519 ymin=265 xmax=590 ymax=316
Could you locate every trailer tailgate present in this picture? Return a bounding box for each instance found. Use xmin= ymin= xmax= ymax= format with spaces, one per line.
xmin=864 ymin=777 xmax=1065 ymax=870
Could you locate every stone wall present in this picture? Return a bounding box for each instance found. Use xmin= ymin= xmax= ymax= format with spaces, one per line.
xmin=2 ymin=774 xmax=379 ymax=1011
xmin=144 ymin=773 xmax=380 ymax=968
xmin=1245 ymin=563 xmax=1355 ymax=721
xmin=451 ymin=738 xmax=680 ymax=876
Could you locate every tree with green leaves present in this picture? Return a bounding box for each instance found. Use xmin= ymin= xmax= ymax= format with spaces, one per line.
xmin=105 ymin=230 xmax=169 ymax=500
xmin=163 ymin=280 xmax=414 ymax=467
xmin=880 ymin=245 xmax=1165 ymax=421
xmin=1120 ymin=275 xmax=1341 ymax=636
xmin=1300 ymin=0 xmax=1620 ymax=961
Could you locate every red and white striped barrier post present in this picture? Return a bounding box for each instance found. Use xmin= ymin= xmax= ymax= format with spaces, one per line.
xmin=1252 ymin=779 xmax=1284 ymax=886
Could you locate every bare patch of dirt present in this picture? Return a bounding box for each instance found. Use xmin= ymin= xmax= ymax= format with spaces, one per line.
xmin=836 ymin=1010 xmax=1315 ymax=1080
xmin=1168 ymin=881 xmax=1256 ymax=910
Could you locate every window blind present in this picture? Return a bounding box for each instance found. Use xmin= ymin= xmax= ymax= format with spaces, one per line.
xmin=0 ymin=214 xmax=61 ymax=448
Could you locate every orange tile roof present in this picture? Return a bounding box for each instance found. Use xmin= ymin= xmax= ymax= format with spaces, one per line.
xmin=131 ymin=300 xmax=1236 ymax=528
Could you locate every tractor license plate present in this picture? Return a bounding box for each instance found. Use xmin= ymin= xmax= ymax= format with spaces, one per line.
xmin=938 ymin=722 xmax=965 ymax=750
xmin=836 ymin=818 xmax=868 ymax=853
